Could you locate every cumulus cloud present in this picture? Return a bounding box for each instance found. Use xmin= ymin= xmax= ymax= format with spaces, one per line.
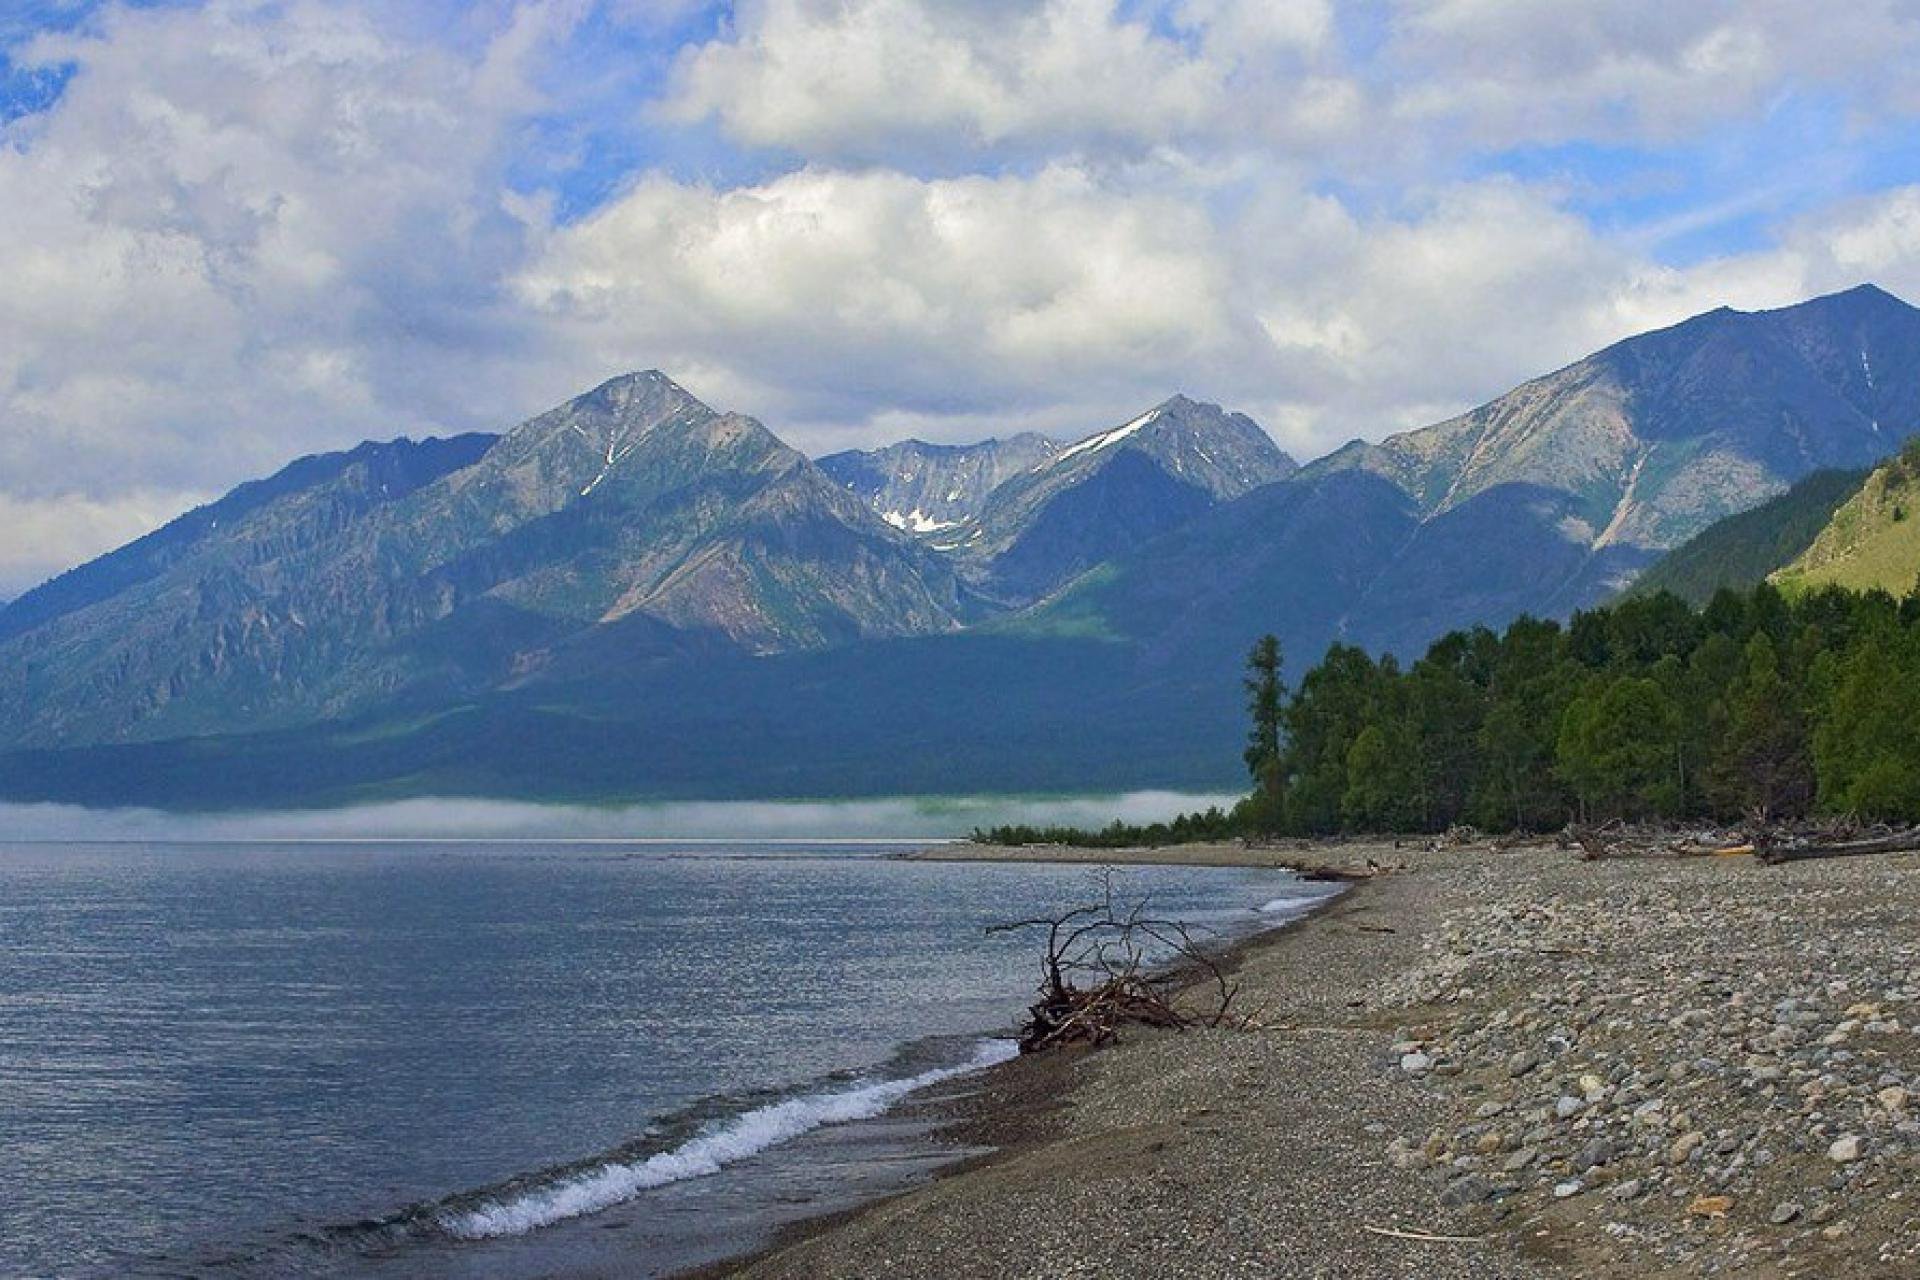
xmin=662 ymin=0 xmax=1352 ymax=162
xmin=0 ymin=0 xmax=584 ymax=556
xmin=6 ymin=0 xmax=1920 ymax=590
xmin=519 ymin=160 xmax=1870 ymax=458
xmin=662 ymin=0 xmax=1920 ymax=165
xmin=1382 ymin=0 xmax=1920 ymax=147
xmin=514 ymin=164 xmax=1234 ymax=438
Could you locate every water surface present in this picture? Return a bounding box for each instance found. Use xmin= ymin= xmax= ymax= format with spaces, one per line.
xmin=0 ymin=840 xmax=1331 ymax=1277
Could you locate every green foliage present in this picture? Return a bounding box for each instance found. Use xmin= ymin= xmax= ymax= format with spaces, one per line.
xmin=1709 ymin=633 xmax=1813 ymax=818
xmin=1627 ymin=469 xmax=1868 ymax=606
xmin=972 ymin=807 xmax=1240 ymax=848
xmin=1811 ymin=630 xmax=1920 ymax=821
xmin=1557 ymin=676 xmax=1682 ymax=821
xmin=1243 ymin=634 xmax=1285 ymax=780
xmin=977 ymin=574 xmax=1920 ymax=849
xmin=1236 ymin=581 xmax=1920 ymax=835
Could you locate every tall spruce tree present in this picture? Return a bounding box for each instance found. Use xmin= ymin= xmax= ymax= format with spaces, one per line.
xmin=1239 ymin=635 xmax=1287 ymax=832
xmin=1244 ymin=635 xmax=1284 ymax=779
xmin=1710 ymin=632 xmax=1813 ymax=819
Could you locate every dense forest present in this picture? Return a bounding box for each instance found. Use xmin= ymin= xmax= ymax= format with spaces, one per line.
xmin=978 ymin=576 xmax=1920 ymax=846
xmin=1240 ymin=577 xmax=1920 ymax=833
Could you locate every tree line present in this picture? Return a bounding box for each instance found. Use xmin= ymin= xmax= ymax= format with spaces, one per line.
xmin=973 ymin=577 xmax=1920 ymax=848
xmin=1239 ymin=580 xmax=1920 ymax=834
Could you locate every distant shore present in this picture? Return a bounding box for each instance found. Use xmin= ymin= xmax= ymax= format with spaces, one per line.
xmin=898 ymin=838 xmax=1394 ymax=878
xmin=726 ymin=836 xmax=1920 ymax=1279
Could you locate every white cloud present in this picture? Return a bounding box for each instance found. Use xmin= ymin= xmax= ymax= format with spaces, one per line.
xmin=7 ymin=0 xmax=1920 ymax=592
xmin=0 ymin=488 xmax=209 ymax=596
xmin=662 ymin=0 xmax=1920 ymax=165
xmin=662 ymin=0 xmax=1351 ymax=161
xmin=1382 ymin=0 xmax=1920 ymax=147
xmin=517 ymin=153 xmax=1920 ymax=463
xmin=0 ymin=0 xmax=585 ymax=564
xmin=514 ymin=164 xmax=1233 ymax=439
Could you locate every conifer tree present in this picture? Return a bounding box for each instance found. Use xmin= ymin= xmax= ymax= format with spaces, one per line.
xmin=1711 ymin=632 xmax=1813 ymax=818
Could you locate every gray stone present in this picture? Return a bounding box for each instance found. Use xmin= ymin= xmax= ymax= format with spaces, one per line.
xmin=1439 ymin=1174 xmax=1495 ymax=1207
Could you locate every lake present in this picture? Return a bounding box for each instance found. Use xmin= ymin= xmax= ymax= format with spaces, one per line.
xmin=0 ymin=840 xmax=1333 ymax=1277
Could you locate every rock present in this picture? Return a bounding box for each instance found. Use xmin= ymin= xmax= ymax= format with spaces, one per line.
xmin=1828 ymin=1134 xmax=1863 ymax=1163
xmin=1610 ymin=1178 xmax=1645 ymax=1201
xmin=1688 ymin=1195 xmax=1735 ymax=1219
xmin=1503 ymin=1147 xmax=1539 ymax=1172
xmin=1671 ymin=1131 xmax=1706 ymax=1164
xmin=1552 ymin=1180 xmax=1583 ymax=1199
xmin=1770 ymin=1202 xmax=1803 ymax=1225
xmin=1555 ymin=1095 xmax=1585 ymax=1120
xmin=1401 ymin=1052 xmax=1433 ymax=1076
xmin=1440 ymin=1174 xmax=1495 ymax=1207
xmin=1507 ymin=1050 xmax=1542 ymax=1078
xmin=1877 ymin=1086 xmax=1909 ymax=1113
xmin=1575 ymin=1138 xmax=1614 ymax=1172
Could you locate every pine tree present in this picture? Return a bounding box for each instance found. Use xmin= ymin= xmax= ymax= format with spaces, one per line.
xmin=1243 ymin=635 xmax=1284 ymax=780
xmin=1710 ymin=632 xmax=1812 ymax=819
xmin=1239 ymin=635 xmax=1287 ymax=833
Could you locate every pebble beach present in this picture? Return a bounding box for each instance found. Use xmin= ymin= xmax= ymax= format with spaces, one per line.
xmin=728 ymin=839 xmax=1920 ymax=1279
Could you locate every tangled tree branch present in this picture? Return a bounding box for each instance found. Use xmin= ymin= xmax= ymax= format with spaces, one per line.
xmin=989 ymin=871 xmax=1240 ymax=1053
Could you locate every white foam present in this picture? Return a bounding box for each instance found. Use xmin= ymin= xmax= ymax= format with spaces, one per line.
xmin=440 ymin=1038 xmax=1019 ymax=1239
xmin=1258 ymin=894 xmax=1329 ymax=916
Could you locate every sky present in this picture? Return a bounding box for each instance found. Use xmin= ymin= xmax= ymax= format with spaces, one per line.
xmin=4 ymin=0 xmax=1920 ymax=594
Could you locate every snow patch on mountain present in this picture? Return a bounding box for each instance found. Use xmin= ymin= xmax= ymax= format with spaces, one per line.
xmin=1053 ymin=409 xmax=1161 ymax=465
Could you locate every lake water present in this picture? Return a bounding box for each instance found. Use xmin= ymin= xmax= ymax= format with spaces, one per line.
xmin=0 ymin=840 xmax=1334 ymax=1277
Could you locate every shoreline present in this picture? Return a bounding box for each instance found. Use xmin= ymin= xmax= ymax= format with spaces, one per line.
xmin=696 ymin=845 xmax=1376 ymax=1278
xmin=686 ymin=844 xmax=1358 ymax=1280
xmin=717 ymin=837 xmax=1920 ymax=1279
xmin=896 ymin=838 xmax=1393 ymax=879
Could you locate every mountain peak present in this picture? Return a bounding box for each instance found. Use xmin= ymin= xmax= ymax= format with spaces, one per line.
xmin=570 ymin=369 xmax=706 ymax=415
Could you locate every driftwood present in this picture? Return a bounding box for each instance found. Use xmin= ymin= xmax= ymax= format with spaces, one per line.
xmin=1361 ymin=1225 xmax=1483 ymax=1245
xmin=1756 ymin=828 xmax=1920 ymax=864
xmin=1568 ymin=823 xmax=1752 ymax=862
xmin=990 ymin=873 xmax=1239 ymax=1053
xmin=1569 ymin=819 xmax=1920 ymax=866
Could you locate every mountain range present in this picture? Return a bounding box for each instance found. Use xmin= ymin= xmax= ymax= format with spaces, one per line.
xmin=3 ymin=285 xmax=1917 ymax=808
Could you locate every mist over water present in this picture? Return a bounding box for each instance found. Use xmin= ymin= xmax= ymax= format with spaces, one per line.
xmin=0 ymin=791 xmax=1241 ymax=842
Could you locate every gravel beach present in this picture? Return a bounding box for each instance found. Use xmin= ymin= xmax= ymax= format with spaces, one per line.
xmin=727 ymin=839 xmax=1920 ymax=1279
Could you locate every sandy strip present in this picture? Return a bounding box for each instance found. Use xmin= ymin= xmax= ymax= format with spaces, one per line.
xmin=899 ymin=839 xmax=1398 ymax=878
xmin=721 ymin=840 xmax=1920 ymax=1279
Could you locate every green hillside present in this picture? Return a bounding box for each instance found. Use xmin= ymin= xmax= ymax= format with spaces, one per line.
xmin=1773 ymin=442 xmax=1920 ymax=596
xmin=1625 ymin=469 xmax=1867 ymax=605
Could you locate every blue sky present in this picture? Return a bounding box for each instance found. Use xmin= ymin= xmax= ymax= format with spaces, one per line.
xmin=4 ymin=0 xmax=1920 ymax=590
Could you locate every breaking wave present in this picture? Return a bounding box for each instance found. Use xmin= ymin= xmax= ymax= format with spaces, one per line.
xmin=1259 ymin=893 xmax=1333 ymax=916
xmin=437 ymin=1037 xmax=1019 ymax=1239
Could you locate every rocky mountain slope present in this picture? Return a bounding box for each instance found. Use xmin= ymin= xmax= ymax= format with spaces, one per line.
xmin=0 ymin=433 xmax=497 ymax=645
xmin=945 ymin=395 xmax=1298 ymax=606
xmin=817 ymin=434 xmax=1059 ymax=533
xmin=1772 ymin=443 xmax=1920 ymax=596
xmin=1624 ymin=469 xmax=1869 ymax=605
xmin=4 ymin=286 xmax=1918 ymax=805
xmin=1320 ymin=284 xmax=1919 ymax=553
xmin=0 ymin=373 xmax=962 ymax=747
xmin=1035 ymin=285 xmax=1920 ymax=668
